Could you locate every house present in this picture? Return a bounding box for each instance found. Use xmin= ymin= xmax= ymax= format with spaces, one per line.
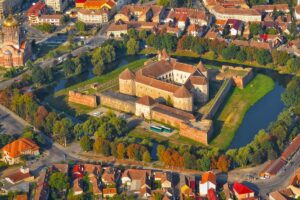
xmin=107 ymin=23 xmax=128 ymax=38
xmin=27 ymin=1 xmax=47 ymax=25
xmin=90 ymin=175 xmax=102 ymax=196
xmin=121 ymin=169 xmax=151 ymax=192
xmin=72 ymin=164 xmax=84 ymax=179
xmin=207 ymin=188 xmax=217 ymax=200
xmin=103 ymin=188 xmax=117 ymax=198
xmin=226 ymin=19 xmax=243 ymax=36
xmin=0 ymin=167 xmax=34 ymax=196
xmin=2 ymin=138 xmax=40 ymax=165
xmin=78 ymin=8 xmax=109 ymax=24
xmin=154 ymin=172 xmax=172 ymax=190
xmin=269 ymin=191 xmax=289 ymax=200
xmin=179 ymin=175 xmax=195 ymax=199
xmin=199 ymin=171 xmax=216 ymax=197
xmin=233 ymin=182 xmax=255 ymax=200
xmin=73 ymin=178 xmax=83 ymax=196
xmin=15 ymin=194 xmax=28 ymax=200
xmin=187 ymin=24 xmax=204 ymax=37
xmin=38 ymin=14 xmax=62 ymax=26
xmin=52 ymin=164 xmax=69 ymax=174
xmin=5 ymin=167 xmax=34 ymax=184
xmin=34 ymin=169 xmax=50 ymax=200
xmin=101 ymin=167 xmax=115 ymax=186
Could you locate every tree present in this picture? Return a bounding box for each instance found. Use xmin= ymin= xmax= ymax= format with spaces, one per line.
xmin=49 ymin=172 xmax=69 ymax=191
xmin=117 ymin=143 xmax=126 ymax=159
xmin=142 ymin=150 xmax=151 ymax=162
xmin=217 ymin=155 xmax=230 ymax=172
xmin=286 ymin=58 xmax=300 ymax=73
xmin=32 ymin=66 xmax=46 ymax=85
xmin=62 ymin=58 xmax=76 ymax=77
xmin=34 ymin=106 xmax=49 ymax=129
xmin=127 ymin=29 xmax=138 ymax=40
xmin=236 ymin=50 xmax=247 ymax=62
xmin=157 ymin=145 xmax=165 ymax=161
xmin=75 ymin=21 xmax=87 ymax=32
xmin=255 ymin=49 xmax=272 ymax=65
xmin=126 ymin=38 xmax=139 ymax=55
xmin=157 ymin=0 xmax=169 ymax=6
xmin=53 ymin=118 xmax=73 ymax=146
xmin=92 ymin=63 xmax=104 ymax=76
xmin=250 ymin=23 xmax=263 ymax=35
xmin=139 ymin=30 xmax=148 ymax=40
xmin=80 ymin=135 xmax=92 ymax=151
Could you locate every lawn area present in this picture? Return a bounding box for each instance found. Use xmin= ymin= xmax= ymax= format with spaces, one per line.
xmin=128 ymin=126 xmax=205 ymax=146
xmin=45 ymin=59 xmax=147 ymax=117
xmin=210 ymin=74 xmax=275 ymax=150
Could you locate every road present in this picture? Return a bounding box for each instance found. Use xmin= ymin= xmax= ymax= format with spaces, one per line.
xmin=222 ymin=148 xmax=300 ymax=198
xmin=0 ymin=104 xmax=75 ymax=176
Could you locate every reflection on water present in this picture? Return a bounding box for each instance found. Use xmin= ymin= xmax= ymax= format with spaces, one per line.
xmin=229 ymin=83 xmax=285 ymax=149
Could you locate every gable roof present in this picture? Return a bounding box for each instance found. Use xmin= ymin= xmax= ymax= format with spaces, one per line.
xmin=119 ymin=68 xmax=135 ymax=80
xmin=201 ymin=171 xmax=216 ymax=185
xmin=174 ymin=86 xmax=192 ymax=98
xmin=233 ymin=182 xmax=254 ymax=195
xmin=2 ymin=138 xmax=39 ymax=158
xmin=136 ymin=96 xmax=156 ymax=106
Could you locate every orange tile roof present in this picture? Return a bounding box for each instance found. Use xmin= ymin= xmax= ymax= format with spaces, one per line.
xmin=174 ymin=86 xmax=191 ymax=98
xmin=136 ymin=96 xmax=156 ymax=106
xmin=201 ymin=171 xmax=216 ymax=185
xmin=119 ymin=68 xmax=135 ymax=80
xmin=213 ymin=5 xmax=261 ymax=16
xmin=2 ymin=138 xmax=39 ymax=158
xmin=15 ymin=194 xmax=28 ymax=200
xmin=103 ymin=188 xmax=117 ymax=194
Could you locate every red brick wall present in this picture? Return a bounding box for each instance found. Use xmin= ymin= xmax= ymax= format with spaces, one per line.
xmin=68 ymin=91 xmax=98 ymax=107
xmin=179 ymin=123 xmax=209 ymax=145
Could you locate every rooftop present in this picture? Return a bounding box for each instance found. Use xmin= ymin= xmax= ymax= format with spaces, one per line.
xmin=2 ymin=138 xmax=39 ymax=158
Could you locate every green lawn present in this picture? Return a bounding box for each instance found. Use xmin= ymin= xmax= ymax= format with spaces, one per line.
xmin=45 ymin=59 xmax=147 ymax=117
xmin=210 ymin=74 xmax=275 ymax=150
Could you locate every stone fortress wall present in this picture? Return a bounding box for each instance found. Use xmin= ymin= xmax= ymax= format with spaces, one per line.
xmin=68 ymin=91 xmax=98 ymax=108
xmin=216 ymin=65 xmax=254 ymax=89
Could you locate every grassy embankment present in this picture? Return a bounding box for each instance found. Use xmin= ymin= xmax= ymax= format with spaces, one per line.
xmin=210 ymin=74 xmax=275 ymax=150
xmin=45 ymin=59 xmax=147 ymax=117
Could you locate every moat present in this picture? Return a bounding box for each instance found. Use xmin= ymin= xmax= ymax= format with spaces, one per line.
xmin=38 ymin=55 xmax=292 ymax=149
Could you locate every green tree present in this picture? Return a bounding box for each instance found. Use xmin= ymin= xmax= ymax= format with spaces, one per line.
xmin=53 ymin=118 xmax=73 ymax=146
xmin=139 ymin=30 xmax=148 ymax=40
xmin=49 ymin=172 xmax=69 ymax=191
xmin=126 ymin=39 xmax=139 ymax=55
xmin=75 ymin=21 xmax=87 ymax=32
xmin=142 ymin=150 xmax=151 ymax=162
xmin=80 ymin=135 xmax=92 ymax=151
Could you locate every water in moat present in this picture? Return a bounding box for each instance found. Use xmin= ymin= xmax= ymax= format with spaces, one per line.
xmin=176 ymin=56 xmax=292 ymax=149
xmin=38 ymin=54 xmax=292 ymax=149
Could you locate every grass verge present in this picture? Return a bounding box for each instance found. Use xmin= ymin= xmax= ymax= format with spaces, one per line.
xmin=210 ymin=74 xmax=275 ymax=150
xmin=45 ymin=59 xmax=147 ymax=117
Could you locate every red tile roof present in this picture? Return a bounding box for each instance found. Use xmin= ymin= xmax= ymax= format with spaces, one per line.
xmin=136 ymin=96 xmax=156 ymax=106
xmin=2 ymin=138 xmax=39 ymax=158
xmin=119 ymin=68 xmax=135 ymax=80
xmin=281 ymin=135 xmax=300 ymax=161
xmin=233 ymin=182 xmax=254 ymax=195
xmin=208 ymin=189 xmax=217 ymax=200
xmin=27 ymin=1 xmax=46 ymax=17
xmin=174 ymin=86 xmax=192 ymax=98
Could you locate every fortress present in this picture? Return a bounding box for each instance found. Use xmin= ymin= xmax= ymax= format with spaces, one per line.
xmin=119 ymin=49 xmax=209 ymax=112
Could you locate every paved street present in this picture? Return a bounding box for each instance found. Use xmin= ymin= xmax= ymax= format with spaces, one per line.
xmin=0 ymin=107 xmax=25 ymax=136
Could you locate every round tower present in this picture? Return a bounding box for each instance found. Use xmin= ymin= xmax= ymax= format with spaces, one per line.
xmin=119 ymin=68 xmax=136 ymax=96
xmin=173 ymin=85 xmax=193 ymax=112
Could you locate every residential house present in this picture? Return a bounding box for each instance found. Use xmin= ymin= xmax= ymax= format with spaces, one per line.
xmin=154 ymin=172 xmax=172 ymax=190
xmin=38 ymin=14 xmax=62 ymax=26
xmin=179 ymin=175 xmax=195 ymax=199
xmin=106 ymin=23 xmax=128 ymax=38
xmin=78 ymin=8 xmax=109 ymax=24
xmin=121 ymin=169 xmax=152 ymax=192
xmin=207 ymin=188 xmax=218 ymax=200
xmin=45 ymin=0 xmax=68 ymax=12
xmin=226 ymin=19 xmax=243 ymax=36
xmin=73 ymin=178 xmax=83 ymax=196
xmin=15 ymin=194 xmax=28 ymax=200
xmin=210 ymin=5 xmax=261 ymax=22
xmin=27 ymin=1 xmax=47 ymax=25
xmin=233 ymin=182 xmax=255 ymax=200
xmin=34 ymin=169 xmax=50 ymax=200
xmin=2 ymin=138 xmax=40 ymax=165
xmin=103 ymin=188 xmax=117 ymax=198
xmin=199 ymin=171 xmax=216 ymax=197
xmin=101 ymin=167 xmax=116 ymax=187
xmin=5 ymin=167 xmax=34 ymax=185
xmin=269 ymin=191 xmax=289 ymax=200
xmin=252 ymin=4 xmax=289 ymax=13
